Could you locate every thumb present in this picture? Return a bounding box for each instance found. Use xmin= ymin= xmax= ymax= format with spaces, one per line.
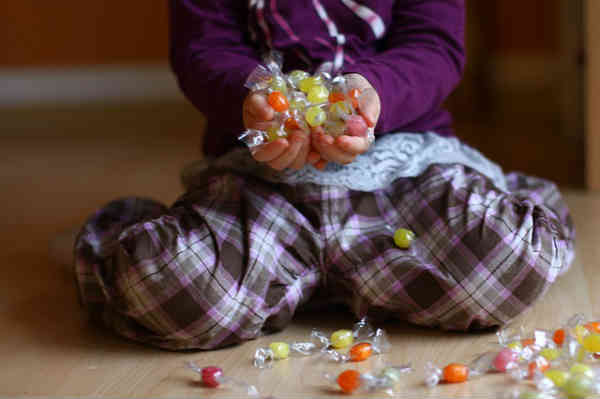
xmin=357 ymin=88 xmax=380 ymax=128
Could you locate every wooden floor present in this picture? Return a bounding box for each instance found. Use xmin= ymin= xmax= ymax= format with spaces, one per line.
xmin=0 ymin=101 xmax=597 ymax=398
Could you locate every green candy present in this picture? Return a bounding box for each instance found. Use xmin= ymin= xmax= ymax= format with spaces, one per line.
xmin=583 ymin=333 xmax=600 ymax=353
xmin=307 ymin=85 xmax=329 ymax=104
xmin=540 ymin=347 xmax=560 ymax=361
xmin=569 ymin=363 xmax=594 ymax=378
xmin=305 ymin=106 xmax=326 ymax=127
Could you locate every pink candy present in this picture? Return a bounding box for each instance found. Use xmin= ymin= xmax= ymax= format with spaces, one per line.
xmin=201 ymin=366 xmax=223 ymax=387
xmin=493 ymin=348 xmax=519 ymax=372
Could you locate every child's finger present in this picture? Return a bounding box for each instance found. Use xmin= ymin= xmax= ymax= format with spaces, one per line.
xmin=313 ymin=132 xmax=356 ymax=164
xmin=315 ymin=159 xmax=328 ymax=170
xmin=290 ymin=133 xmax=311 ymax=170
xmin=252 ymin=139 xmax=289 ymax=162
xmin=246 ymin=93 xmax=274 ymax=121
xmin=268 ymin=132 xmax=305 ymax=170
xmin=307 ymin=151 xmax=321 ymax=165
xmin=335 ymin=135 xmax=370 ymax=155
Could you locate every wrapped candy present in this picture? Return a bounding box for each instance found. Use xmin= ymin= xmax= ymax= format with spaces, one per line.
xmin=253 ymin=318 xmax=390 ymax=368
xmin=323 ymin=364 xmax=413 ymax=395
xmin=185 ymin=361 xmax=259 ymax=397
xmin=239 ymin=53 xmax=374 ymax=150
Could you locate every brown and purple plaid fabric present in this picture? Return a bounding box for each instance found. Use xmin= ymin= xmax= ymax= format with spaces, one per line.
xmin=74 ymin=163 xmax=574 ymax=350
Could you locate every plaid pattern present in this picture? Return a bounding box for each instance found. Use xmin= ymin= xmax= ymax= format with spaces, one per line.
xmin=75 ymin=164 xmax=574 ymax=350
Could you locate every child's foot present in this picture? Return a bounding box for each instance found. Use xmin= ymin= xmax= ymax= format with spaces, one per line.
xmin=48 ymin=227 xmax=79 ymax=274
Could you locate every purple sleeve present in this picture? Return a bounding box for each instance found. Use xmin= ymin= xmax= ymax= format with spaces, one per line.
xmin=342 ymin=0 xmax=465 ymax=134
xmin=169 ymin=0 xmax=261 ymax=148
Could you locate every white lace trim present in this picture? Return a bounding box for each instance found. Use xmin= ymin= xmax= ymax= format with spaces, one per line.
xmin=185 ymin=132 xmax=507 ymax=192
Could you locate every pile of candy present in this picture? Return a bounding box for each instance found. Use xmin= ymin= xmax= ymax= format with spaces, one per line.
xmin=239 ymin=54 xmax=374 ymax=149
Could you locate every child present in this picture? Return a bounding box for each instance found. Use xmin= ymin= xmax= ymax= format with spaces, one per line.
xmin=73 ymin=0 xmax=574 ymax=350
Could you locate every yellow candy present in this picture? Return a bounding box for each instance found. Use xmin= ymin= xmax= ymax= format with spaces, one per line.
xmin=329 ymin=101 xmax=353 ymax=120
xmin=563 ymin=374 xmax=594 ymax=399
xmin=270 ymin=75 xmax=288 ymax=94
xmin=394 ymin=228 xmax=415 ymax=249
xmin=299 ymin=76 xmax=322 ymax=93
xmin=266 ymin=125 xmax=286 ymax=142
xmin=305 ymin=106 xmax=326 ymax=127
xmin=574 ymin=324 xmax=589 ymax=344
xmin=569 ymin=363 xmax=594 ymax=378
xmin=307 ymin=85 xmax=329 ymax=104
xmin=325 ymin=120 xmax=347 ymax=137
xmin=544 ymin=369 xmax=570 ymax=387
xmin=582 ymin=333 xmax=600 ymax=353
xmin=540 ymin=347 xmax=560 ymax=361
xmin=269 ymin=342 xmax=290 ymax=360
xmin=331 ymin=329 xmax=354 ymax=349
xmin=289 ymin=96 xmax=307 ymax=112
xmin=507 ymin=341 xmax=523 ymax=351
xmin=288 ymin=70 xmax=309 ymax=86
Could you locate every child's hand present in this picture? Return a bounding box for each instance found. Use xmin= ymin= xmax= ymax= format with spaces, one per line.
xmin=243 ymin=92 xmax=321 ymax=170
xmin=311 ymin=73 xmax=380 ymax=166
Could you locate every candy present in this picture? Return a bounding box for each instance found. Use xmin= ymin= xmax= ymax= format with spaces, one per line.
xmin=288 ymin=70 xmax=309 ymax=87
xmin=201 ymin=366 xmax=223 ymax=387
xmin=240 ymin=59 xmax=375 ymax=149
xmin=337 ymin=370 xmax=361 ymax=393
xmin=186 ymin=361 xmax=259 ymax=396
xmin=331 ymin=329 xmax=354 ymax=349
xmin=269 ymin=342 xmax=290 ymax=360
xmin=493 ymin=348 xmax=519 ymax=372
xmin=582 ymin=333 xmax=600 ymax=353
xmin=539 ymin=348 xmax=560 ymax=361
xmin=266 ymin=125 xmax=286 ymax=142
xmin=527 ymin=356 xmax=549 ymax=378
xmin=267 ymin=91 xmax=289 ymax=112
xmin=393 ymin=228 xmax=415 ymax=249
xmin=507 ymin=341 xmax=523 ymax=351
xmin=305 ymin=106 xmax=326 ymax=127
xmin=329 ymin=91 xmax=346 ymax=103
xmin=543 ymin=369 xmax=570 ymax=387
xmin=585 ymin=321 xmax=600 ymax=334
xmin=349 ymin=342 xmax=373 ymax=362
xmin=327 ymin=365 xmax=413 ymax=395
xmin=569 ymin=363 xmax=594 ymax=378
xmin=521 ymin=338 xmax=535 ymax=347
xmin=269 ymin=75 xmax=288 ymax=93
xmin=553 ymin=329 xmax=566 ymax=346
xmin=299 ymin=76 xmax=322 ymax=93
xmin=443 ymin=363 xmax=469 ymax=383
xmin=284 ymin=117 xmax=301 ymax=132
xmin=574 ymin=324 xmax=589 ymax=344
xmin=307 ymin=85 xmax=329 ymax=104
xmin=562 ymin=374 xmax=595 ymax=399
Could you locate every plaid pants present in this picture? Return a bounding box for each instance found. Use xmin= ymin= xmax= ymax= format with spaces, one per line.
xmin=75 ymin=163 xmax=574 ymax=350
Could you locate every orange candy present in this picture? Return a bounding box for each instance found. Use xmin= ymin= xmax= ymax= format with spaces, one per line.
xmin=585 ymin=321 xmax=600 ymax=334
xmin=348 ymin=88 xmax=361 ymax=109
xmin=268 ymin=91 xmax=289 ymax=112
xmin=442 ymin=363 xmax=469 ymax=383
xmin=337 ymin=370 xmax=361 ymax=394
xmin=349 ymin=342 xmax=373 ymax=362
xmin=329 ymin=91 xmax=346 ymax=103
xmin=521 ymin=338 xmax=535 ymax=347
xmin=528 ymin=357 xmax=550 ymax=378
xmin=553 ymin=329 xmax=566 ymax=346
xmin=284 ymin=117 xmax=301 ymax=132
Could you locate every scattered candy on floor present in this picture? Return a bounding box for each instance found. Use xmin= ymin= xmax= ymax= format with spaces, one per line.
xmin=187 ymin=313 xmax=600 ymax=398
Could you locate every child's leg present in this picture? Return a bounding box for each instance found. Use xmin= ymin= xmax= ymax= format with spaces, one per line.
xmin=328 ymin=163 xmax=574 ymax=330
xmin=75 ymin=174 xmax=323 ymax=350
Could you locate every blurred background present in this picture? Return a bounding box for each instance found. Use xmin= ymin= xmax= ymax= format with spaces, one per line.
xmin=0 ymin=0 xmax=588 ymax=188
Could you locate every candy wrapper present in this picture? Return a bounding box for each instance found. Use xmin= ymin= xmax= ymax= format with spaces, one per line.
xmin=322 ymin=364 xmax=413 ymax=395
xmin=186 ymin=361 xmax=260 ymax=397
xmin=239 ymin=53 xmax=375 ymax=150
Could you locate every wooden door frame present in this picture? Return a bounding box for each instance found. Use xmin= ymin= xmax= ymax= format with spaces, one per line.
xmin=587 ymin=0 xmax=600 ymax=190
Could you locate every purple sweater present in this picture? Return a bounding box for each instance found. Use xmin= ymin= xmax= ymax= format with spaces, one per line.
xmin=169 ymin=0 xmax=465 ymax=157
